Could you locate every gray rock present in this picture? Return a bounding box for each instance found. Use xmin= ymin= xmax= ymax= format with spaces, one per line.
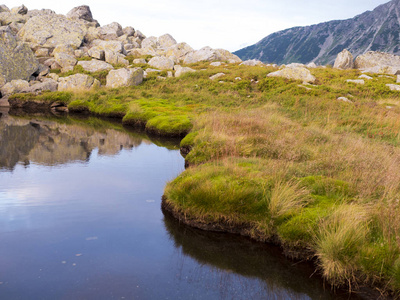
xmin=35 ymin=47 xmax=50 ymax=57
xmin=141 ymin=36 xmax=157 ymax=49
xmin=174 ymin=65 xmax=196 ymax=77
xmin=337 ymin=97 xmax=353 ymax=103
xmin=0 ymin=5 xmax=10 ymax=13
xmin=165 ymin=42 xmax=194 ymax=61
xmin=355 ymin=51 xmax=400 ymax=74
xmin=21 ymin=79 xmax=58 ymax=93
xmin=210 ymin=73 xmax=225 ymax=80
xmin=18 ymin=14 xmax=86 ymax=48
xmin=66 ymin=5 xmax=95 ymax=23
xmin=148 ymin=56 xmax=174 ymax=70
xmin=88 ymin=47 xmax=105 ymax=60
xmin=54 ymin=52 xmax=77 ymax=72
xmin=240 ymin=59 xmax=264 ymax=66
xmin=346 ymin=79 xmax=365 ymax=85
xmin=1 ymin=79 xmax=29 ymax=96
xmin=158 ymin=34 xmax=177 ymax=49
xmin=77 ymin=60 xmax=114 ymax=73
xmin=334 ymin=49 xmax=354 ymax=69
xmin=0 ymin=27 xmax=39 ymax=82
xmin=359 ymin=74 xmax=373 ymax=80
xmin=386 ymin=84 xmax=400 ymax=91
xmin=132 ymin=58 xmax=147 ymax=64
xmin=104 ymin=50 xmax=129 ymax=66
xmin=183 ymin=46 xmax=241 ymax=64
xmin=58 ymin=74 xmax=100 ymax=91
xmin=123 ymin=26 xmax=135 ymax=37
xmin=52 ymin=44 xmax=76 ymax=57
xmin=106 ymin=67 xmax=144 ymax=88
xmin=98 ymin=22 xmax=123 ymax=40
xmin=267 ymin=67 xmax=316 ymax=83
xmin=307 ymin=62 xmax=318 ymax=68
xmin=210 ymin=62 xmax=222 ymax=67
xmin=10 ymin=5 xmax=27 ymax=15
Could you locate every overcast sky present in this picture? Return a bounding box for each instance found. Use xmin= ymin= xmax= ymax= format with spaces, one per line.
xmin=3 ymin=0 xmax=391 ymax=51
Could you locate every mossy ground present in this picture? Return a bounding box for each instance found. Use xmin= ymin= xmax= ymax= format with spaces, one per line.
xmin=11 ymin=62 xmax=400 ymax=296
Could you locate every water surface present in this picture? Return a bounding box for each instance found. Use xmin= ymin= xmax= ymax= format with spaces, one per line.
xmin=0 ymin=111 xmax=361 ymax=299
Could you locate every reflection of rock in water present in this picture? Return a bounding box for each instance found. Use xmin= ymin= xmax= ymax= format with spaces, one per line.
xmin=0 ymin=115 xmax=144 ymax=170
xmin=162 ymin=211 xmax=363 ymax=300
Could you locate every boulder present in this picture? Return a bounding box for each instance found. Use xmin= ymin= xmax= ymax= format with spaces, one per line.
xmin=183 ymin=46 xmax=241 ymax=64
xmin=165 ymin=42 xmax=193 ymax=60
xmin=21 ymin=79 xmax=58 ymax=93
xmin=210 ymin=73 xmax=225 ymax=80
xmin=158 ymin=34 xmax=177 ymax=49
xmin=77 ymin=60 xmax=114 ymax=72
xmin=106 ymin=67 xmax=144 ymax=88
xmin=132 ymin=58 xmax=146 ymax=64
xmin=141 ymin=36 xmax=157 ymax=49
xmin=346 ymin=79 xmax=365 ymax=85
xmin=26 ymin=9 xmax=55 ymax=18
xmin=104 ymin=50 xmax=129 ymax=66
xmin=35 ymin=47 xmax=50 ymax=57
xmin=0 ymin=27 xmax=39 ymax=82
xmin=98 ymin=22 xmax=123 ymax=40
xmin=148 ymin=56 xmax=174 ymax=70
xmin=360 ymin=65 xmax=400 ymax=75
xmin=240 ymin=59 xmax=264 ymax=66
xmin=66 ymin=5 xmax=96 ymax=23
xmin=386 ymin=84 xmax=400 ymax=91
xmin=10 ymin=5 xmax=28 ymax=15
xmin=18 ymin=14 xmax=86 ymax=49
xmin=354 ymin=51 xmax=400 ymax=74
xmin=174 ymin=65 xmax=196 ymax=77
xmin=333 ymin=49 xmax=354 ymax=69
xmin=54 ymin=52 xmax=77 ymax=72
xmin=1 ymin=79 xmax=29 ymax=96
xmin=123 ymin=26 xmax=135 ymax=37
xmin=52 ymin=44 xmax=76 ymax=57
xmin=267 ymin=67 xmax=316 ymax=83
xmin=307 ymin=62 xmax=318 ymax=68
xmin=58 ymin=74 xmax=100 ymax=91
xmin=0 ymin=5 xmax=9 ymax=13
xmin=88 ymin=47 xmax=105 ymax=60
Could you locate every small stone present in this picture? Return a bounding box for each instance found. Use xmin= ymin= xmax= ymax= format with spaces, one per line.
xmin=346 ymin=79 xmax=365 ymax=85
xmin=337 ymin=97 xmax=353 ymax=103
xmin=210 ymin=73 xmax=225 ymax=80
xmin=386 ymin=84 xmax=400 ymax=91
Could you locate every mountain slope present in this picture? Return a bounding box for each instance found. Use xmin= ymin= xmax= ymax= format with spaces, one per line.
xmin=234 ymin=0 xmax=400 ymax=65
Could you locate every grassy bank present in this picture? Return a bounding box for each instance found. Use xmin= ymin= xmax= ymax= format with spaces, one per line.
xmin=10 ymin=62 xmax=400 ymax=296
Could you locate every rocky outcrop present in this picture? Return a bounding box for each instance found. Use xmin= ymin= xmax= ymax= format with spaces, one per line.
xmin=184 ymin=47 xmax=241 ymax=64
xmin=18 ymin=13 xmax=86 ymax=49
xmin=77 ymin=60 xmax=114 ymax=72
xmin=148 ymin=56 xmax=174 ymax=70
xmin=354 ymin=51 xmax=400 ymax=74
xmin=333 ymin=49 xmax=354 ymax=69
xmin=234 ymin=0 xmax=400 ymax=65
xmin=66 ymin=5 xmax=97 ymax=24
xmin=1 ymin=79 xmax=29 ymax=96
xmin=0 ymin=27 xmax=39 ymax=82
xmin=58 ymin=74 xmax=100 ymax=91
xmin=267 ymin=67 xmax=316 ymax=83
xmin=106 ymin=67 xmax=144 ymax=88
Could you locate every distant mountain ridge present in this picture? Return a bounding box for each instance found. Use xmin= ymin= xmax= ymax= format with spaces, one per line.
xmin=234 ymin=0 xmax=400 ymax=65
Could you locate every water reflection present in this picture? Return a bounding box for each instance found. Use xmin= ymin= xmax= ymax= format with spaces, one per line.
xmin=163 ymin=210 xmax=365 ymax=300
xmin=0 ymin=111 xmax=178 ymax=170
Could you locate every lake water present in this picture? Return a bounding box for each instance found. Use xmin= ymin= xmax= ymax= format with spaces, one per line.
xmin=0 ymin=111 xmax=362 ymax=299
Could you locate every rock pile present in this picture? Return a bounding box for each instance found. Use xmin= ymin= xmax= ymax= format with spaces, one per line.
xmin=0 ymin=4 xmax=242 ymax=106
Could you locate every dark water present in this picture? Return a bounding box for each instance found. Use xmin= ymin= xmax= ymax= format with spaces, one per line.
xmin=0 ymin=111 xmax=362 ymax=299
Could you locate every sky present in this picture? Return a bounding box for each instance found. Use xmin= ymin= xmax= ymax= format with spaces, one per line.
xmin=3 ymin=0 xmax=391 ymax=51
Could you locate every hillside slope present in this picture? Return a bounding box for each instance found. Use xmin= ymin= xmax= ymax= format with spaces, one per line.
xmin=234 ymin=0 xmax=400 ymax=65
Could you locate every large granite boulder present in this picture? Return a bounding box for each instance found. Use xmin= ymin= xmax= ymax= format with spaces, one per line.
xmin=165 ymin=42 xmax=194 ymax=61
xmin=267 ymin=67 xmax=316 ymax=83
xmin=58 ymin=74 xmax=100 ymax=91
xmin=18 ymin=14 xmax=86 ymax=49
xmin=148 ymin=56 xmax=174 ymax=70
xmin=240 ymin=59 xmax=264 ymax=66
xmin=141 ymin=36 xmax=157 ymax=49
xmin=98 ymin=22 xmax=123 ymax=40
xmin=1 ymin=79 xmax=29 ymax=96
xmin=77 ymin=60 xmax=114 ymax=72
xmin=0 ymin=27 xmax=39 ymax=82
xmin=158 ymin=34 xmax=177 ymax=49
xmin=104 ymin=50 xmax=129 ymax=66
xmin=333 ymin=49 xmax=354 ymax=69
xmin=10 ymin=5 xmax=28 ymax=15
xmin=106 ymin=67 xmax=144 ymax=88
xmin=183 ymin=46 xmax=241 ymax=64
xmin=354 ymin=51 xmax=400 ymax=74
xmin=66 ymin=5 xmax=96 ymax=23
xmin=54 ymin=52 xmax=77 ymax=72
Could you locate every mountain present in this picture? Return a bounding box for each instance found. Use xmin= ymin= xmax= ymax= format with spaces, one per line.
xmin=234 ymin=0 xmax=400 ymax=65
